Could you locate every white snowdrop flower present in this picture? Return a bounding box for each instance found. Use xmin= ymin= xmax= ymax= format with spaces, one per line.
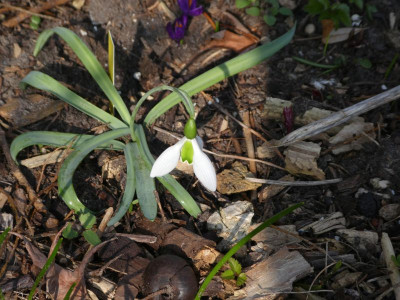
xmin=150 ymin=118 xmax=217 ymax=191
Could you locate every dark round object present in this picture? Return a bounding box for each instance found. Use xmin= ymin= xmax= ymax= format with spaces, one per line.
xmin=357 ymin=192 xmax=379 ymax=218
xmin=143 ymin=254 xmax=198 ymax=300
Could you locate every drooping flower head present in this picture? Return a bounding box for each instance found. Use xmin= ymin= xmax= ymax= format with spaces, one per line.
xmin=150 ymin=118 xmax=217 ymax=191
xmin=178 ymin=0 xmax=203 ymax=17
xmin=166 ymin=14 xmax=188 ymax=42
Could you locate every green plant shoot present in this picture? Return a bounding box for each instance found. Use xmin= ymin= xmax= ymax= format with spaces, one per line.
xmin=11 ymin=25 xmax=295 ymax=241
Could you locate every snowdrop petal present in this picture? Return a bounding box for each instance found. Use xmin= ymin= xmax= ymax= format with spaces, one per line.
xmin=150 ymin=138 xmax=186 ymax=177
xmin=192 ymin=139 xmax=217 ymax=191
xmin=195 ymin=135 xmax=204 ymax=149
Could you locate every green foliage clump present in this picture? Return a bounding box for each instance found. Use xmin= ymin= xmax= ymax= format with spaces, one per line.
xmin=235 ymin=0 xmax=293 ymax=26
xmin=304 ymin=0 xmax=377 ymax=28
xmin=221 ymin=258 xmax=247 ymax=286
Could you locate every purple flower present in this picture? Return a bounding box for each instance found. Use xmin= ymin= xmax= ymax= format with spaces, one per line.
xmin=178 ymin=0 xmax=203 ymax=17
xmin=166 ymin=14 xmax=188 ymax=42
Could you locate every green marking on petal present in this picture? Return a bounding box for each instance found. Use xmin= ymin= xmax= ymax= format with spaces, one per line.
xmin=181 ymin=141 xmax=194 ymax=164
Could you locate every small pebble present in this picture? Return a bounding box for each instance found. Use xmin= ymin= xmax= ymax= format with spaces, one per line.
xmin=357 ymin=192 xmax=378 ymax=218
xmin=370 ymin=177 xmax=390 ymax=190
xmin=389 ymin=12 xmax=396 ymax=30
xmin=381 ymin=84 xmax=388 ymax=90
xmin=304 ymin=23 xmax=316 ymax=35
xmin=379 ymin=204 xmax=400 ymax=221
xmin=133 ymin=72 xmax=141 ymax=80
xmin=351 ymin=14 xmax=362 ymax=26
xmin=80 ymin=29 xmax=87 ymax=36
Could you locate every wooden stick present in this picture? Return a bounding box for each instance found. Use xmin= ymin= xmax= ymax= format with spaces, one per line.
xmin=279 ymin=85 xmax=400 ymax=146
xmin=2 ymin=0 xmax=69 ymax=27
xmin=381 ymin=232 xmax=400 ymax=300
xmin=201 ymin=91 xmax=284 ymax=160
xmin=0 ymin=127 xmax=58 ymax=228
xmin=246 ymin=177 xmax=342 ymax=186
xmin=242 ymin=110 xmax=257 ymax=174
xmin=0 ymin=3 xmax=57 ymax=21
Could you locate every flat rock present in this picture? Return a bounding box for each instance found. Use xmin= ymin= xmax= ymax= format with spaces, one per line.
xmin=207 ymin=200 xmax=254 ymax=251
xmin=379 ymin=204 xmax=400 ymax=221
xmin=250 ymin=225 xmax=300 ymax=254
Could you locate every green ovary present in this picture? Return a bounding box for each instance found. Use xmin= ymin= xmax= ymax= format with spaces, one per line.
xmin=181 ymin=141 xmax=194 ymax=164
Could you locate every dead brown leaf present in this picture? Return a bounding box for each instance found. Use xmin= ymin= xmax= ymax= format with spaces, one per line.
xmin=329 ymin=121 xmax=376 ymax=154
xmin=284 ymin=141 xmax=325 ymax=180
xmin=216 ymin=162 xmax=262 ymax=194
xmin=0 ymin=95 xmax=65 ymax=128
xmin=11 ymin=227 xmax=114 ymax=299
xmin=322 ymin=27 xmax=364 ymax=44
xmin=204 ymin=30 xmax=256 ymax=53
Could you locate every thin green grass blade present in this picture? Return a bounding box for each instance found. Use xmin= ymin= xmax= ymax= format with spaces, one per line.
xmin=107 ymin=143 xmax=136 ymax=226
xmin=136 ymin=125 xmax=201 ymax=217
xmin=0 ymin=227 xmax=10 ymax=246
xmin=130 ymin=141 xmax=157 ymax=221
xmin=0 ymin=227 xmax=9 ymax=299
xmin=144 ymin=25 xmax=296 ymax=125
xmin=292 ymin=56 xmax=338 ymax=69
xmin=58 ymin=128 xmax=130 ymax=228
xmin=20 ymin=71 xmax=127 ymax=129
xmin=10 ymin=131 xmax=125 ymax=163
xmin=28 ymin=237 xmax=63 ymax=300
xmin=63 ymin=282 xmax=77 ymax=300
xmin=33 ymin=27 xmax=130 ymax=123
xmin=195 ymin=202 xmax=304 ymax=299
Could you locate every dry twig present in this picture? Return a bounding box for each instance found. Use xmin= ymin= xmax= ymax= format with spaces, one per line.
xmin=279 ymin=85 xmax=400 ymax=146
xmin=381 ymin=232 xmax=400 ymax=300
xmin=200 ymin=91 xmax=284 ymax=160
xmin=2 ymin=0 xmax=68 ymax=27
xmin=0 ymin=127 xmax=58 ymax=228
xmin=246 ymin=178 xmax=342 ymax=186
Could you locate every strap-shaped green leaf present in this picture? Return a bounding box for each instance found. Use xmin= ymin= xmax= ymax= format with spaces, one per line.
xmin=136 ymin=125 xmax=201 ymax=217
xmin=144 ymin=25 xmax=296 ymax=125
xmin=20 ymin=71 xmax=127 ymax=129
xmin=58 ymin=128 xmax=130 ymax=228
xmin=130 ymin=141 xmax=157 ymax=221
xmin=107 ymin=143 xmax=136 ymax=226
xmin=33 ymin=27 xmax=131 ymax=123
xmin=10 ymin=131 xmax=125 ymax=163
